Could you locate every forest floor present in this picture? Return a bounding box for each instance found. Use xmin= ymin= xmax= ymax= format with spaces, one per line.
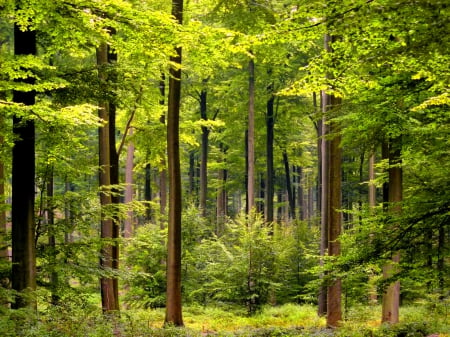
xmin=4 ymin=302 xmax=449 ymax=336
xmin=118 ymin=302 xmax=449 ymax=337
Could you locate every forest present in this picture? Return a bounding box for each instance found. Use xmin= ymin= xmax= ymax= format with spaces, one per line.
xmin=0 ymin=0 xmax=449 ymax=336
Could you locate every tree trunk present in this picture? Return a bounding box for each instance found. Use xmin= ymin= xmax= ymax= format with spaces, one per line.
xmin=11 ymin=23 xmax=37 ymax=310
xmin=381 ymin=140 xmax=402 ymax=324
xmin=326 ymin=97 xmax=342 ymax=327
xmin=165 ymin=0 xmax=184 ymax=326
xmin=216 ymin=145 xmax=227 ymax=235
xmin=265 ymin=94 xmax=275 ymax=223
xmin=46 ymin=168 xmax=59 ymax=305
xmin=0 ymin=117 xmax=7 ymax=295
xmin=318 ymin=109 xmax=328 ymax=316
xmin=124 ymin=128 xmax=135 ymax=238
xmin=160 ymin=75 xmax=167 ymax=225
xmin=368 ymin=152 xmax=378 ymax=303
xmin=145 ymin=163 xmax=152 ymax=222
xmin=199 ymin=88 xmax=208 ymax=217
xmin=97 ymin=42 xmax=119 ymax=313
xmin=247 ymin=58 xmax=255 ymax=212
xmin=282 ymin=151 xmax=295 ymax=220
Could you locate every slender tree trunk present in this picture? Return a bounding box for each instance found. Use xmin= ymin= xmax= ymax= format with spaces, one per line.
xmin=160 ymin=75 xmax=167 ymax=225
xmin=11 ymin=23 xmax=37 ymax=310
xmin=381 ymin=140 xmax=402 ymax=324
xmin=216 ymin=144 xmax=227 ymax=235
xmin=124 ymin=128 xmax=135 ymax=238
xmin=368 ymin=152 xmax=378 ymax=303
xmin=165 ymin=0 xmax=184 ymax=326
xmin=247 ymin=58 xmax=255 ymax=212
xmin=46 ymin=168 xmax=59 ymax=305
xmin=266 ymin=94 xmax=275 ymax=223
xmin=0 ymin=118 xmax=7 ymax=294
xmin=199 ymin=88 xmax=208 ymax=217
xmin=282 ymin=151 xmax=295 ymax=220
xmin=318 ymin=106 xmax=328 ymax=316
xmin=145 ymin=163 xmax=152 ymax=222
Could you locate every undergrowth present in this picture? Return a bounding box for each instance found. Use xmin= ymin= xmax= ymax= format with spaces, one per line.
xmin=0 ymin=303 xmax=448 ymax=336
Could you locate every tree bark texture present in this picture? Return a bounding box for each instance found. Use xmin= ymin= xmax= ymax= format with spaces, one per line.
xmin=11 ymin=23 xmax=37 ymax=310
xmin=97 ymin=42 xmax=119 ymax=313
xmin=326 ymin=96 xmax=342 ymax=327
xmin=381 ymin=140 xmax=402 ymax=324
xmin=165 ymin=0 xmax=184 ymax=326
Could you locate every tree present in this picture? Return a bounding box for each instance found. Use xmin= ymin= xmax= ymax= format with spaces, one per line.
xmin=381 ymin=140 xmax=402 ymax=324
xmin=11 ymin=21 xmax=37 ymax=310
xmin=165 ymin=0 xmax=184 ymax=326
xmin=97 ymin=40 xmax=119 ymax=313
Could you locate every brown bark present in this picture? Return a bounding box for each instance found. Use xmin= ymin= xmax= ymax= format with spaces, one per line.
xmin=11 ymin=23 xmax=37 ymax=310
xmin=247 ymin=58 xmax=255 ymax=212
xmin=97 ymin=42 xmax=119 ymax=313
xmin=381 ymin=141 xmax=402 ymax=324
xmin=321 ymin=33 xmax=342 ymax=327
xmin=165 ymin=0 xmax=184 ymax=326
xmin=326 ymin=96 xmax=342 ymax=327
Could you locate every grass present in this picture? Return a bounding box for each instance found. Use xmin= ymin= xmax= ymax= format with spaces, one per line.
xmin=2 ymin=302 xmax=449 ymax=336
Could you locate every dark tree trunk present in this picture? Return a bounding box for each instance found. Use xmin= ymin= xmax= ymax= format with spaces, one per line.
xmin=160 ymin=75 xmax=167 ymax=224
xmin=0 ymin=117 xmax=7 ymax=294
xmin=265 ymin=94 xmax=275 ymax=223
xmin=165 ymin=0 xmax=184 ymax=326
xmin=247 ymin=58 xmax=255 ymax=212
xmin=199 ymin=88 xmax=208 ymax=217
xmin=11 ymin=23 xmax=37 ymax=310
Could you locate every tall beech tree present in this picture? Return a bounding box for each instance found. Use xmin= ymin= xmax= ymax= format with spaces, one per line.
xmin=11 ymin=22 xmax=37 ymax=310
xmin=97 ymin=41 xmax=119 ymax=313
xmin=165 ymin=0 xmax=184 ymax=326
xmin=381 ymin=140 xmax=402 ymax=324
xmin=323 ymin=33 xmax=342 ymax=327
